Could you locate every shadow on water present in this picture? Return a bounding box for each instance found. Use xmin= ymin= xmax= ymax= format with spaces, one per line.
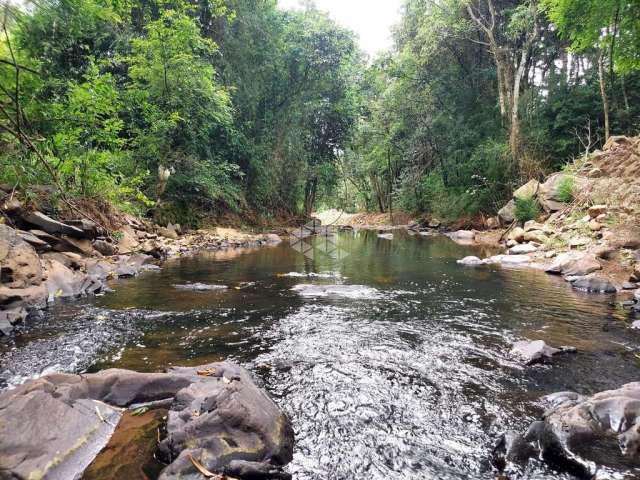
xmin=2 ymin=230 xmax=639 ymax=479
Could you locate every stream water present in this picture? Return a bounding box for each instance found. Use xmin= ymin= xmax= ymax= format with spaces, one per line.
xmin=2 ymin=230 xmax=640 ymax=479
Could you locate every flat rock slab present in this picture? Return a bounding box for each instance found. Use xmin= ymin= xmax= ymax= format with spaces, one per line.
xmin=484 ymin=254 xmax=533 ymax=266
xmin=0 ymin=362 xmax=293 ymax=480
xmin=22 ymin=211 xmax=85 ymax=237
xmin=508 ymin=243 xmax=538 ymax=255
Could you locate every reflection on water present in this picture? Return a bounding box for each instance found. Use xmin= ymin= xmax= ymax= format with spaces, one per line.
xmin=2 ymin=230 xmax=639 ymax=479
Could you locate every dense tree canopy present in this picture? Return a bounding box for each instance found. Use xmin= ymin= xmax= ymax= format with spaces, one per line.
xmin=338 ymin=0 xmax=640 ymax=220
xmin=1 ymin=0 xmax=639 ymax=225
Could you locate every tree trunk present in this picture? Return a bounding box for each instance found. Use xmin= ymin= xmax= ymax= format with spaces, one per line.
xmin=598 ymin=50 xmax=610 ymax=141
xmin=509 ymin=48 xmax=528 ymax=161
xmin=303 ymin=176 xmax=318 ymax=217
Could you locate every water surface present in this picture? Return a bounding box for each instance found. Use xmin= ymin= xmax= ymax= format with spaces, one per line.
xmin=2 ymin=230 xmax=639 ymax=479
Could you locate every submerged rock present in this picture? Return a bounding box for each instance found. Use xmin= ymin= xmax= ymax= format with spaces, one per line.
xmin=0 ymin=362 xmax=294 ymax=480
xmin=292 ymin=284 xmax=382 ymax=299
xmin=484 ymin=254 xmax=532 ymax=266
xmin=457 ymin=256 xmax=484 ymax=266
xmin=510 ymin=340 xmax=576 ymax=365
xmin=174 ymin=283 xmax=228 ymax=291
xmin=570 ymin=276 xmax=617 ymax=293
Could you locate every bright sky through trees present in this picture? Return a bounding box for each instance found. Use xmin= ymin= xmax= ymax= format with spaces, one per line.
xmin=277 ymin=0 xmax=402 ymax=56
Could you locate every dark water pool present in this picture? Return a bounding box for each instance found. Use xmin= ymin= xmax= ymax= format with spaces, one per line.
xmin=2 ymin=230 xmax=639 ymax=479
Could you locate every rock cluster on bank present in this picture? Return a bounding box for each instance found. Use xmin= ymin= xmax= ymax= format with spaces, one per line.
xmin=456 ymin=136 xmax=640 ymax=300
xmin=0 ymin=199 xmax=282 ymax=335
xmin=0 ymin=361 xmax=294 ymax=479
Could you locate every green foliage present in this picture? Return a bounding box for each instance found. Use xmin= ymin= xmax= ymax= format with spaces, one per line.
xmin=541 ymin=0 xmax=640 ymax=73
xmin=3 ymin=0 xmax=640 ymax=225
xmin=557 ymin=175 xmax=575 ymax=203
xmin=514 ymin=196 xmax=540 ymax=224
xmin=1 ymin=0 xmax=360 ymax=222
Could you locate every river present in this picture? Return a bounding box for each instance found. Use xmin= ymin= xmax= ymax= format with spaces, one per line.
xmin=1 ymin=230 xmax=639 ymax=479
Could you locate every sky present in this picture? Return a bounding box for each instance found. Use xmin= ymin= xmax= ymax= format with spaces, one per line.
xmin=277 ymin=0 xmax=403 ymax=57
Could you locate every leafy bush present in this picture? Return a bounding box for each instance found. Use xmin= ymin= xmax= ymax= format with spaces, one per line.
xmin=514 ymin=195 xmax=540 ymax=223
xmin=557 ymin=175 xmax=575 ymax=203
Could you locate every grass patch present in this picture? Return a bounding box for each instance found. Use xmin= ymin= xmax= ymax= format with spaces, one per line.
xmin=514 ymin=195 xmax=540 ymax=224
xmin=557 ymin=176 xmax=575 ymax=203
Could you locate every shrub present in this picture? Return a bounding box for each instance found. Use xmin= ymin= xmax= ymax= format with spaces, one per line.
xmin=514 ymin=195 xmax=540 ymax=223
xmin=557 ymin=175 xmax=575 ymax=203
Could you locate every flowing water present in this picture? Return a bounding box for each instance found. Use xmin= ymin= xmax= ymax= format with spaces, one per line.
xmin=2 ymin=230 xmax=640 ymax=479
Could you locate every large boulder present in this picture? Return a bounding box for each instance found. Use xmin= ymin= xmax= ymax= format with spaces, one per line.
xmin=527 ymin=383 xmax=640 ymax=477
xmin=0 ymin=362 xmax=294 ymax=480
xmin=538 ymin=173 xmax=587 ymax=212
xmin=0 ymin=224 xmax=43 ymax=289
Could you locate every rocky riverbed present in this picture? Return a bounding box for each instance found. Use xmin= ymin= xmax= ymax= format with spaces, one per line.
xmin=0 ymin=201 xmax=282 ymax=336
